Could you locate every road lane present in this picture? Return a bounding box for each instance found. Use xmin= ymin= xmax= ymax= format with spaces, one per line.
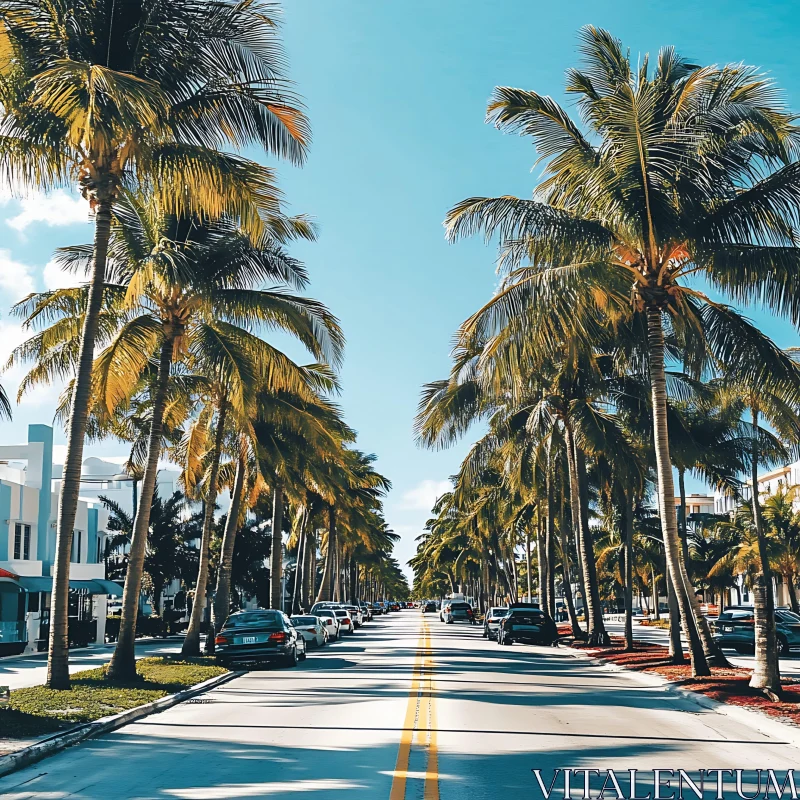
xmin=2 ymin=612 xmax=800 ymax=799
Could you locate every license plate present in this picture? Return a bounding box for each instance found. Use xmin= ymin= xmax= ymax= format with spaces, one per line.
xmin=723 ymin=626 xmax=732 ymax=632
xmin=242 ymin=636 xmax=257 ymax=644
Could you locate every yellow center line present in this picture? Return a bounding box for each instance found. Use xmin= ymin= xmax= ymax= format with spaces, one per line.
xmin=389 ymin=617 xmax=440 ymax=800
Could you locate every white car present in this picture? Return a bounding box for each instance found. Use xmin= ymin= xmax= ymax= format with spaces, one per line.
xmin=291 ymin=615 xmax=328 ymax=648
xmin=483 ymin=606 xmax=509 ymax=640
xmin=345 ymin=605 xmax=364 ymax=627
xmin=315 ymin=609 xmax=341 ymax=641
xmin=333 ymin=608 xmax=355 ymax=634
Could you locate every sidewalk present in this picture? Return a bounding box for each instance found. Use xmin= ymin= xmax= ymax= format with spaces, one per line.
xmin=0 ymin=638 xmax=183 ymax=690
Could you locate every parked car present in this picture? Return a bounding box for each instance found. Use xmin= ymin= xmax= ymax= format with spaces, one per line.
xmin=345 ymin=605 xmax=364 ymax=627
xmin=422 ymin=601 xmax=437 ymax=614
xmin=215 ymin=610 xmax=307 ymax=668
xmin=333 ymin=608 xmax=355 ymax=634
xmin=498 ymin=608 xmax=558 ymax=647
xmin=444 ymin=601 xmax=476 ymax=624
xmin=359 ymin=602 xmax=373 ymax=621
xmin=291 ymin=615 xmax=327 ymax=648
xmin=315 ymin=609 xmax=341 ymax=641
xmin=713 ymin=606 xmax=800 ymax=656
xmin=370 ymin=602 xmax=384 ymax=616
xmin=483 ymin=606 xmax=509 ymax=640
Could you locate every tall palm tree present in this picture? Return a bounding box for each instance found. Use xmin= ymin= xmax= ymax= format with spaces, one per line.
xmin=12 ymin=200 xmax=343 ymax=681
xmin=444 ymin=28 xmax=800 ymax=675
xmin=0 ymin=0 xmax=309 ymax=689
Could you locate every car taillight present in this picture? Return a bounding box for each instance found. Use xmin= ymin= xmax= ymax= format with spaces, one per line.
xmin=269 ymin=631 xmax=288 ymax=643
xmin=215 ymin=635 xmax=229 ymax=645
xmin=306 ymin=628 xmax=316 ymax=632
xmin=343 ymin=618 xmax=351 ymax=625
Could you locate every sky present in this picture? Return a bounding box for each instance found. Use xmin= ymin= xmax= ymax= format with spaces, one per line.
xmin=1 ymin=0 xmax=799 ymax=581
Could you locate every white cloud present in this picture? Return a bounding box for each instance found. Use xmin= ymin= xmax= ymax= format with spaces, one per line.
xmin=43 ymin=258 xmax=88 ymax=290
xmin=5 ymin=190 xmax=89 ymax=231
xmin=399 ymin=479 xmax=451 ymax=511
xmin=0 ymin=249 xmax=36 ymax=302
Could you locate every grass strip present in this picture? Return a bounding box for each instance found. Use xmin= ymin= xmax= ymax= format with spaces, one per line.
xmin=0 ymin=656 xmax=226 ymax=740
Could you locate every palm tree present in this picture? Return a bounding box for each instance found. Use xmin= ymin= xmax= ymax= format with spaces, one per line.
xmin=12 ymin=200 xmax=343 ymax=682
xmin=444 ymin=28 xmax=800 ymax=675
xmin=0 ymin=0 xmax=309 ymax=689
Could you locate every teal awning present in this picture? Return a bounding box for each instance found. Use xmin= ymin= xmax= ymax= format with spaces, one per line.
xmin=17 ymin=576 xmax=53 ymax=592
xmin=89 ymin=579 xmax=123 ymax=597
xmin=16 ymin=577 xmax=123 ymax=596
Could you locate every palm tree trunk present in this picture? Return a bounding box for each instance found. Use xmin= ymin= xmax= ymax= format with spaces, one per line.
xmin=182 ymin=401 xmax=228 ymax=657
xmin=292 ymin=506 xmax=309 ymax=614
xmin=623 ymin=493 xmax=634 ymax=651
xmin=536 ymin=519 xmax=547 ymax=611
xmin=46 ymin=196 xmax=114 ymax=690
xmin=546 ymin=473 xmax=556 ymax=617
xmin=525 ymin=526 xmax=533 ymax=603
xmin=303 ymin=524 xmax=316 ymax=610
xmin=749 ymin=407 xmax=781 ymax=698
xmin=107 ymin=333 xmax=174 ymax=682
xmin=315 ymin=506 xmax=335 ymax=603
xmin=666 ymin=565 xmax=684 ymax=663
xmin=270 ymin=478 xmax=285 ymax=609
xmin=678 ymin=470 xmax=729 ymax=666
xmin=208 ymin=453 xmax=245 ymax=652
xmin=652 ymin=567 xmax=660 ymax=620
xmin=645 ymin=305 xmax=709 ymax=677
xmin=560 ymin=482 xmax=583 ymax=638
xmin=564 ymin=424 xmax=609 ymax=645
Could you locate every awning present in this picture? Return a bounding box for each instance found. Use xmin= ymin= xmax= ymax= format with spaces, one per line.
xmin=89 ymin=579 xmax=123 ymax=597
xmin=16 ymin=577 xmax=124 ymax=596
xmin=17 ymin=576 xmax=53 ymax=592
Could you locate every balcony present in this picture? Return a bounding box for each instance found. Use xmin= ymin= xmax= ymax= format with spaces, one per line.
xmin=0 ymin=620 xmax=26 ymax=643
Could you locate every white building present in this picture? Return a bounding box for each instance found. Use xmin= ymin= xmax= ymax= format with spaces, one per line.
xmin=0 ymin=425 xmax=121 ymax=656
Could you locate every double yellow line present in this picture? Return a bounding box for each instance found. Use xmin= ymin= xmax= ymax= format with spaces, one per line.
xmin=389 ymin=617 xmax=439 ymax=800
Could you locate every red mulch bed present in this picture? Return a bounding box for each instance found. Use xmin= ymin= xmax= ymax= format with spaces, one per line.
xmin=572 ymin=635 xmax=800 ymax=726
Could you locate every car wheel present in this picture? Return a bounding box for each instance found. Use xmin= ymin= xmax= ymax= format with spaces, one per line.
xmin=734 ymin=644 xmax=753 ymax=655
xmin=778 ymin=635 xmax=789 ymax=657
xmin=446 ymin=618 xmax=453 ymax=624
xmin=215 ymin=657 xmax=229 ymax=669
xmin=284 ymin=645 xmax=298 ymax=667
xmin=299 ymin=645 xmax=307 ymax=662
xmin=503 ymin=635 xmax=513 ymax=646
xmin=482 ymin=627 xmax=488 ymax=638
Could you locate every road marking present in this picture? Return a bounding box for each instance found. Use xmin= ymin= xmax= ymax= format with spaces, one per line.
xmin=389 ymin=618 xmax=439 ymax=800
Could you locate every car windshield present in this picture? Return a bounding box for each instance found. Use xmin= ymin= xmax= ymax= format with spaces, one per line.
xmin=451 ymin=603 xmax=471 ymax=610
xmin=490 ymin=608 xmax=508 ymax=616
xmin=224 ymin=612 xmax=282 ymax=629
xmin=318 ymin=611 xmax=335 ymax=619
xmin=292 ymin=616 xmax=317 ymax=625
xmin=334 ymin=610 xmax=348 ymax=618
xmin=719 ymin=610 xmax=754 ymax=621
xmin=778 ymin=610 xmax=800 ymax=623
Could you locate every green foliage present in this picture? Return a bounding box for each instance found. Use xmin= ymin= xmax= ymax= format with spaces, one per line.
xmin=0 ymin=657 xmax=225 ymax=739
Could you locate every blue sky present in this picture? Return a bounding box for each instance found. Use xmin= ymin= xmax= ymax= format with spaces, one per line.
xmin=0 ymin=0 xmax=799 ymax=578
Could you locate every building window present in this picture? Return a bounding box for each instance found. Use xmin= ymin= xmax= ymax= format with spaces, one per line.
xmin=96 ymin=536 xmax=103 ymax=564
xmin=72 ymin=530 xmax=82 ymax=564
xmin=13 ymin=523 xmax=31 ymax=560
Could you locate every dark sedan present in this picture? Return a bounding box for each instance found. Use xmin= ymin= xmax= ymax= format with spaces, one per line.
xmin=498 ymin=608 xmax=559 ymax=646
xmin=713 ymin=606 xmax=800 ymax=656
xmin=215 ymin=609 xmax=306 ymax=668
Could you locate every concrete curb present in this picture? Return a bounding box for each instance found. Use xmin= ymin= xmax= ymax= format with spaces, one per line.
xmin=0 ymin=669 xmax=242 ymax=778
xmin=564 ymin=644 xmax=800 ymax=750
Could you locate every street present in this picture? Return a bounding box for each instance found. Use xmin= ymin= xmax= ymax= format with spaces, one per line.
xmin=2 ymin=612 xmax=800 ymax=798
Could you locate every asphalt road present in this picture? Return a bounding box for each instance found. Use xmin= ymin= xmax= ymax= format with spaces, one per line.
xmin=1 ymin=613 xmax=800 ymax=799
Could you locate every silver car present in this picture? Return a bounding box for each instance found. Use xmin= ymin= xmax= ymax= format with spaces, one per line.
xmin=291 ymin=615 xmax=327 ymax=648
xmin=483 ymin=606 xmax=509 ymax=640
